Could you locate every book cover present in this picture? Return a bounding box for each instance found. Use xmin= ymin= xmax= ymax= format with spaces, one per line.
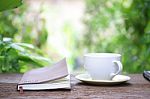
xmin=17 ymin=58 xmax=71 ymax=92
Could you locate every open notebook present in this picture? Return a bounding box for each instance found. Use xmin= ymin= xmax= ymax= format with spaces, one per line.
xmin=17 ymin=58 xmax=71 ymax=93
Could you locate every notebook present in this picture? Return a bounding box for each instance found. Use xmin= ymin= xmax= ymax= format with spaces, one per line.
xmin=17 ymin=58 xmax=71 ymax=93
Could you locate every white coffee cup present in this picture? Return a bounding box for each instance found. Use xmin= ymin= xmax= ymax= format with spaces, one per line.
xmin=84 ymin=53 xmax=123 ymax=80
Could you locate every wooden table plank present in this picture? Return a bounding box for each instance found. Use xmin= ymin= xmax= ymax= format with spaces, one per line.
xmin=0 ymin=74 xmax=149 ymax=99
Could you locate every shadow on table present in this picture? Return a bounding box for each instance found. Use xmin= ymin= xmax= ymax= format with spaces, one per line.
xmin=76 ymin=82 xmax=132 ymax=87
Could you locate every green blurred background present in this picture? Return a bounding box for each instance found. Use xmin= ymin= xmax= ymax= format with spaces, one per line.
xmin=0 ymin=0 xmax=150 ymax=73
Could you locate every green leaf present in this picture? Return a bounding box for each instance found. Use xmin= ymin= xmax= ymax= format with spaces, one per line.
xmin=19 ymin=52 xmax=51 ymax=67
xmin=10 ymin=43 xmax=25 ymax=52
xmin=30 ymin=55 xmax=51 ymax=64
xmin=0 ymin=0 xmax=23 ymax=12
xmin=14 ymin=43 xmax=34 ymax=49
xmin=0 ymin=56 xmax=4 ymax=61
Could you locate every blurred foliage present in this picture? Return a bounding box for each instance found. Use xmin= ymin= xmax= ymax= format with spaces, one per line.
xmin=0 ymin=0 xmax=22 ymax=12
xmin=81 ymin=0 xmax=150 ymax=73
xmin=15 ymin=6 xmax=48 ymax=48
xmin=0 ymin=0 xmax=150 ymax=73
xmin=0 ymin=0 xmax=23 ymax=37
xmin=0 ymin=1 xmax=51 ymax=73
xmin=0 ymin=11 xmax=18 ymax=38
xmin=0 ymin=38 xmax=51 ymax=73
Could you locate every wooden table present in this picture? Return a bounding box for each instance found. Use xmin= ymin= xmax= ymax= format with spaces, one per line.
xmin=0 ymin=74 xmax=149 ymax=99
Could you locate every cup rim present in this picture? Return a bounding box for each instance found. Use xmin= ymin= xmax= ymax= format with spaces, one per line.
xmin=84 ymin=53 xmax=121 ymax=57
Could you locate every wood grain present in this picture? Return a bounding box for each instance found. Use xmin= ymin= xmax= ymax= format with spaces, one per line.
xmin=0 ymin=74 xmax=150 ymax=99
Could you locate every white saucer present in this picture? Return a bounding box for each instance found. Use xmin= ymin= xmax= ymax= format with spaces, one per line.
xmin=75 ymin=74 xmax=130 ymax=85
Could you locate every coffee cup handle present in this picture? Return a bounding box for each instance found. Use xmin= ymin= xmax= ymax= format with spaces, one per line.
xmin=111 ymin=60 xmax=123 ymax=77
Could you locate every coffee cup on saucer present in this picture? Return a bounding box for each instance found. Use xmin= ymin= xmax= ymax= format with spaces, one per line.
xmin=84 ymin=53 xmax=123 ymax=80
